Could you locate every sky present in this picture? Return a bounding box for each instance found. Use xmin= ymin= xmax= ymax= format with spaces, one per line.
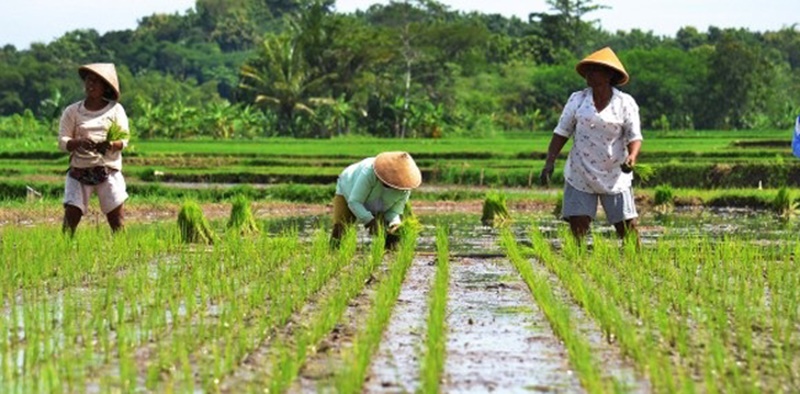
xmin=1 ymin=0 xmax=797 ymax=50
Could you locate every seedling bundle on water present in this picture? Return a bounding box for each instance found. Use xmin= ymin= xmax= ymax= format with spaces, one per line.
xmin=178 ymin=200 xmax=216 ymax=244
xmin=227 ymin=195 xmax=259 ymax=235
xmin=481 ymin=191 xmax=511 ymax=227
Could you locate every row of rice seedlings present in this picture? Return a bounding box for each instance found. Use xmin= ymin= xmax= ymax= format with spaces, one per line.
xmin=608 ymin=236 xmax=747 ymax=392
xmin=568 ymin=229 xmax=799 ymax=391
xmin=189 ymin=228 xmax=351 ymax=392
xmin=0 ymin=223 xmax=182 ymax=392
xmin=332 ymin=227 xmax=421 ymax=392
xmin=267 ymin=228 xmax=388 ymax=393
xmin=141 ymin=230 xmax=309 ymax=392
xmin=684 ymin=237 xmax=797 ymax=391
xmin=4 ymin=215 xmax=332 ymax=390
xmin=0 ymin=223 xmax=174 ymax=292
xmin=419 ymin=224 xmax=450 ymax=393
xmin=527 ymin=226 xmax=694 ymax=391
xmin=499 ymin=229 xmax=613 ymax=393
xmin=555 ymin=228 xmax=696 ymax=392
xmin=573 ymin=231 xmax=698 ymax=392
xmin=31 ymin=227 xmax=297 ymax=392
xmin=61 ymin=229 xmax=235 ymax=392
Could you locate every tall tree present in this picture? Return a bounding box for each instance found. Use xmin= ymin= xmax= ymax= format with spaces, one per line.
xmin=530 ymin=0 xmax=608 ymax=55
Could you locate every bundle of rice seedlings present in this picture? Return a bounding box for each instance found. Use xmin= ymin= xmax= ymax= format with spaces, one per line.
xmin=653 ymin=184 xmax=675 ymax=216
xmin=227 ymin=195 xmax=259 ymax=235
xmin=178 ymin=200 xmax=216 ymax=244
xmin=400 ymin=200 xmax=422 ymax=233
xmin=621 ymin=162 xmax=655 ymax=182
xmin=481 ymin=191 xmax=511 ymax=227
xmin=774 ymin=186 xmax=797 ymax=221
xmin=106 ymin=120 xmax=130 ymax=141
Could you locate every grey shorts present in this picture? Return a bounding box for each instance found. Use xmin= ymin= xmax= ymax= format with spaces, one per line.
xmin=562 ymin=183 xmax=638 ymax=224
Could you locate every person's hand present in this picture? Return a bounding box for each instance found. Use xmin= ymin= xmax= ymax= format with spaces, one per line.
xmin=95 ymin=140 xmax=112 ymax=155
xmin=387 ymin=223 xmax=401 ymax=235
xmin=621 ymin=155 xmax=637 ymax=173
xmin=540 ymin=162 xmax=555 ymax=186
xmin=364 ymin=219 xmax=379 ymax=235
xmin=69 ymin=138 xmax=96 ymax=152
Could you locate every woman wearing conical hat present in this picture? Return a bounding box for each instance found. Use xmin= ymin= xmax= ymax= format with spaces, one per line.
xmin=58 ymin=63 xmax=130 ymax=235
xmin=539 ymin=47 xmax=643 ymax=246
xmin=331 ymin=151 xmax=422 ymax=248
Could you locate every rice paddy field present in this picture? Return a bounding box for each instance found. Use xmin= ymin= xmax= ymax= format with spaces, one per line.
xmin=1 ymin=130 xmax=799 ymax=393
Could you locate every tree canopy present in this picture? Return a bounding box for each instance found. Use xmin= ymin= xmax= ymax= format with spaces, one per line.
xmin=1 ymin=0 xmax=798 ymax=138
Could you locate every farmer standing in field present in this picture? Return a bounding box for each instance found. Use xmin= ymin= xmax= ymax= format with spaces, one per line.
xmin=539 ymin=47 xmax=643 ymax=246
xmin=330 ymin=151 xmax=422 ymax=248
xmin=58 ymin=63 xmax=130 ymax=235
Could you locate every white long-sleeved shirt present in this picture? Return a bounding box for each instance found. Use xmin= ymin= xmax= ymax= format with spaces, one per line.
xmin=58 ymin=100 xmax=129 ymax=170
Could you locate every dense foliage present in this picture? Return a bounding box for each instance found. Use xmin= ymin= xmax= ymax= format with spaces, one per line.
xmin=1 ymin=0 xmax=798 ymax=138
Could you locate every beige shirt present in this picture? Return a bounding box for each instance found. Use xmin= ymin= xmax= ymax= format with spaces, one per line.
xmin=58 ymin=100 xmax=129 ymax=170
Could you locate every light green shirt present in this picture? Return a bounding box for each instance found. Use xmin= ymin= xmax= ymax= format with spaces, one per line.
xmin=335 ymin=157 xmax=410 ymax=226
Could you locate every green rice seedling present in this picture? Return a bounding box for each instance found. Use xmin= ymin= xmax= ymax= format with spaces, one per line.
xmin=401 ymin=200 xmax=422 ymax=233
xmin=480 ymin=191 xmax=511 ymax=227
xmin=500 ymin=229 xmax=612 ymax=392
xmin=177 ymin=200 xmax=215 ymax=244
xmin=226 ymin=195 xmax=259 ymax=235
xmin=421 ymin=225 xmax=450 ymax=393
xmin=332 ymin=226 xmax=420 ymax=392
xmin=772 ymin=186 xmax=797 ymax=220
xmin=269 ymin=229 xmax=383 ymax=393
xmin=621 ymin=162 xmax=654 ymax=182
xmin=552 ymin=192 xmax=563 ymax=219
xmin=106 ymin=119 xmax=130 ymax=141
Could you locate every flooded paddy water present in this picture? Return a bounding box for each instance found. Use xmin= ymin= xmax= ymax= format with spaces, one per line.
xmin=0 ymin=204 xmax=798 ymax=392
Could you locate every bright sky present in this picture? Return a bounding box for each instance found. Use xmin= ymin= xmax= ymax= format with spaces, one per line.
xmin=1 ymin=0 xmax=797 ymax=50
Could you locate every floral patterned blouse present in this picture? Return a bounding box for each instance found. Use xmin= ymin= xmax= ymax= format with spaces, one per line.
xmin=554 ymin=87 xmax=642 ymax=194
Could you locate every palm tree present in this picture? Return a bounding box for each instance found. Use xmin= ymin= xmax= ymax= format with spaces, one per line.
xmin=239 ymin=34 xmax=334 ymax=136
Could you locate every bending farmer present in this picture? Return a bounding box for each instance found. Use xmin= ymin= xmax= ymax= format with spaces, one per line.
xmin=331 ymin=151 xmax=422 ymax=247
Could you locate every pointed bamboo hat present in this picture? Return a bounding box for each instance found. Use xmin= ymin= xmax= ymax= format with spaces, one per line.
xmin=576 ymin=47 xmax=629 ymax=86
xmin=374 ymin=151 xmax=422 ymax=190
xmin=78 ymin=63 xmax=120 ymax=100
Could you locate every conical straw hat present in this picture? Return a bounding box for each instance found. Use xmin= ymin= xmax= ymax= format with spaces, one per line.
xmin=78 ymin=63 xmax=120 ymax=100
xmin=575 ymin=47 xmax=629 ymax=86
xmin=374 ymin=151 xmax=422 ymax=190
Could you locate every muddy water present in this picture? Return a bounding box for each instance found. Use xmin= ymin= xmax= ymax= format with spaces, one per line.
xmin=443 ymin=257 xmax=584 ymax=393
xmin=364 ymin=256 xmax=436 ymax=393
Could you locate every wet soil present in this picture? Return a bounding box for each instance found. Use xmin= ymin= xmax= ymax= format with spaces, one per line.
xmin=443 ymin=256 xmax=584 ymax=392
xmin=363 ymin=257 xmax=436 ymax=393
xmin=0 ymin=200 xmax=537 ymax=229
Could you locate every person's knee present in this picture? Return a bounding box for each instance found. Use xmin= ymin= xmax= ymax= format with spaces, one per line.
xmin=568 ymin=215 xmax=592 ymax=238
xmin=569 ymin=215 xmax=592 ymax=227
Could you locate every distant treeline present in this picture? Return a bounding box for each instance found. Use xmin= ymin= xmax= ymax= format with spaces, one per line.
xmin=1 ymin=0 xmax=798 ymax=138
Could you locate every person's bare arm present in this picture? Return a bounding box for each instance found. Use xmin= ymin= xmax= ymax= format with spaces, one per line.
xmin=540 ymin=134 xmax=569 ymax=185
